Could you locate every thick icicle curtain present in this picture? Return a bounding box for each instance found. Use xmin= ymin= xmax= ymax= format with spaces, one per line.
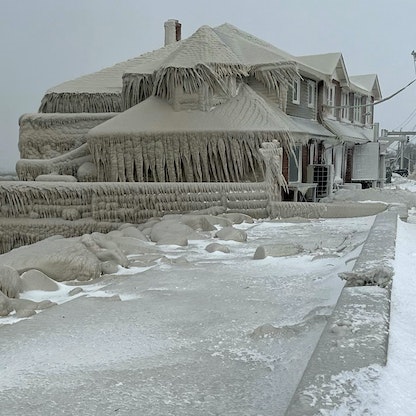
xmin=19 ymin=113 xmax=117 ymax=159
xmin=122 ymin=73 xmax=154 ymax=110
xmin=39 ymin=92 xmax=123 ymax=113
xmin=39 ymin=60 xmax=298 ymax=114
xmin=88 ymin=131 xmax=294 ymax=183
xmin=121 ymin=62 xmax=298 ymax=110
xmin=152 ymin=63 xmax=248 ymax=100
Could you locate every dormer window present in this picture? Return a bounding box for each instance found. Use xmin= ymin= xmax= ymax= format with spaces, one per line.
xmin=307 ymin=80 xmax=315 ymax=108
xmin=292 ymin=79 xmax=300 ymax=104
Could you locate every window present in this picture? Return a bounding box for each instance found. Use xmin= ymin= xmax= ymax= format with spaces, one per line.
xmin=289 ymin=146 xmax=302 ymax=182
xmin=341 ymin=91 xmax=349 ymax=120
xmin=326 ymin=84 xmax=335 ymax=117
xmin=365 ymin=97 xmax=372 ymax=125
xmin=292 ymin=79 xmax=300 ymax=104
xmin=307 ymin=80 xmax=315 ymax=108
xmin=353 ymin=95 xmax=362 ymax=123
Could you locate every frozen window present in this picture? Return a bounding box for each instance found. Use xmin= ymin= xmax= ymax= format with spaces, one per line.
xmin=289 ymin=146 xmax=302 ymax=182
xmin=307 ymin=80 xmax=315 ymax=108
xmin=292 ymin=79 xmax=300 ymax=104
xmin=365 ymin=97 xmax=372 ymax=125
xmin=326 ymin=84 xmax=335 ymax=117
xmin=341 ymin=91 xmax=349 ymax=120
xmin=353 ymin=95 xmax=362 ymax=122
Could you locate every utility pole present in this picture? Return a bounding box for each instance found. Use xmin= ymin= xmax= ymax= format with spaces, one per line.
xmin=379 ymin=130 xmax=413 ymax=171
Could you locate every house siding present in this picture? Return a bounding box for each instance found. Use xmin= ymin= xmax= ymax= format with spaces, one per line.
xmin=286 ymin=78 xmax=316 ymax=120
xmin=247 ymin=78 xmax=280 ymax=105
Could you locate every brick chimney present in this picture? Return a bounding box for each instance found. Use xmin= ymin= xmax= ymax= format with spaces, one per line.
xmin=164 ymin=19 xmax=181 ymax=46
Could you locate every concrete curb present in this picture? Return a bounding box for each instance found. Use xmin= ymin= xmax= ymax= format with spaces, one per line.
xmin=284 ymin=209 xmax=398 ymax=415
xmin=268 ymin=201 xmax=391 ymax=219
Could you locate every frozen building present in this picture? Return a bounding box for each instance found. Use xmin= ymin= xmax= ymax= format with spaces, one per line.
xmin=17 ymin=20 xmax=382 ymax=200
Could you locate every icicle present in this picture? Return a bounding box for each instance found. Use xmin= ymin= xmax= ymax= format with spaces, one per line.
xmin=39 ymin=93 xmax=122 ymax=114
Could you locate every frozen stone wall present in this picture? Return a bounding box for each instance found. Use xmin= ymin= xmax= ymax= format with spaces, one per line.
xmin=0 ymin=219 xmax=119 ymax=254
xmin=0 ymin=181 xmax=269 ymax=252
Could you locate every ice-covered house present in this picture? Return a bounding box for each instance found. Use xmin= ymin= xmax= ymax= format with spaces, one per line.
xmin=16 ymin=21 xmax=382 ymax=200
xmin=290 ymin=53 xmax=383 ymax=191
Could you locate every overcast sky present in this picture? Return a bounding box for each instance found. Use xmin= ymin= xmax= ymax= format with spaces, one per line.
xmin=1 ymin=0 xmax=416 ymax=171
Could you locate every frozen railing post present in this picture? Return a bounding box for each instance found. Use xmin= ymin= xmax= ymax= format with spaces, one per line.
xmin=259 ymin=141 xmax=287 ymax=203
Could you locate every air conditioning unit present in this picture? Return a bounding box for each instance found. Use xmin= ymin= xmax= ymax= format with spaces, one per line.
xmin=307 ymin=164 xmax=334 ymax=199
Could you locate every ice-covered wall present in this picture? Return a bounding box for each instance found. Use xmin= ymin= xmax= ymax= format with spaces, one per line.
xmin=16 ymin=143 xmax=92 ymax=181
xmin=0 ymin=181 xmax=270 ymax=252
xmin=38 ymin=92 xmax=122 ymax=114
xmin=19 ymin=113 xmax=117 ymax=159
xmin=88 ymin=132 xmax=282 ymax=183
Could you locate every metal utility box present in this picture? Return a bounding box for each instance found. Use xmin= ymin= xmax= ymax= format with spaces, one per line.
xmin=307 ymin=164 xmax=334 ymax=199
xmin=352 ymin=142 xmax=380 ymax=181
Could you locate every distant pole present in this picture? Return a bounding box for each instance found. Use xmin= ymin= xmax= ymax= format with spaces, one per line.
xmin=400 ymin=141 xmax=404 ymax=169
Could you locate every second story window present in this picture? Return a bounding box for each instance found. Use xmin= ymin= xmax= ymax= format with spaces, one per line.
xmin=307 ymin=80 xmax=315 ymax=108
xmin=326 ymin=84 xmax=335 ymax=117
xmin=353 ymin=95 xmax=362 ymax=123
xmin=341 ymin=91 xmax=349 ymax=120
xmin=292 ymin=79 xmax=300 ymax=104
xmin=365 ymin=97 xmax=372 ymax=125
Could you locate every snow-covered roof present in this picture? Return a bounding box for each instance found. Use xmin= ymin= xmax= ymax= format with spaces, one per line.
xmin=45 ymin=42 xmax=182 ymax=95
xmin=45 ymin=23 xmax=295 ymax=97
xmin=214 ymin=23 xmax=294 ymax=64
xmin=40 ymin=23 xmax=300 ymax=113
xmin=350 ymin=74 xmax=382 ymax=99
xmin=324 ymin=119 xmax=374 ymax=143
xmin=297 ymin=52 xmax=350 ymax=86
xmin=87 ymin=83 xmax=304 ymax=136
xmin=289 ymin=116 xmax=336 ymax=140
xmin=40 ymin=22 xmax=380 ymax=115
xmin=160 ymin=25 xmax=244 ymax=69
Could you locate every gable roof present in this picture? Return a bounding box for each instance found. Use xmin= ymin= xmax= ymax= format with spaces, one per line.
xmin=214 ymin=23 xmax=294 ymax=64
xmin=350 ymin=74 xmax=382 ymax=99
xmin=297 ymin=52 xmax=350 ymax=86
xmin=40 ymin=23 xmax=298 ymax=113
xmin=45 ymin=42 xmax=181 ymax=95
xmin=160 ymin=25 xmax=244 ymax=69
xmin=44 ymin=23 xmax=296 ymax=97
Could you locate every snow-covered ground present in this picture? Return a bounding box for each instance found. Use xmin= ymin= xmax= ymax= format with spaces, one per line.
xmin=0 ymin=215 xmax=373 ymax=415
xmin=328 ymin=204 xmax=416 ymax=415
xmin=1 ymin=174 xmax=416 ymax=415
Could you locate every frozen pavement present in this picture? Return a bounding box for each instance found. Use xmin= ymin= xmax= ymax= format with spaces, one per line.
xmin=0 ymin=217 xmax=374 ymax=415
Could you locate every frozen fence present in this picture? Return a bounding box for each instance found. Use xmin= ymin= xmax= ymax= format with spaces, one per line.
xmin=0 ymin=181 xmax=269 ymax=252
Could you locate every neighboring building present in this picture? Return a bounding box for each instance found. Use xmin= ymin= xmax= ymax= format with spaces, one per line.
xmin=16 ymin=21 xmax=383 ymax=200
xmin=286 ymin=53 xmax=382 ymax=194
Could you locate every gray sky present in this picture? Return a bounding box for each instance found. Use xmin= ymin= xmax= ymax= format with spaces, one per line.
xmin=1 ymin=0 xmax=416 ymax=171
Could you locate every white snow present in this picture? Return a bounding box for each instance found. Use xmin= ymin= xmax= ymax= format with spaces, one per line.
xmin=2 ymin=174 xmax=416 ymax=414
xmin=376 ymin=218 xmax=416 ymax=415
xmin=319 ymin=174 xmax=416 ymax=415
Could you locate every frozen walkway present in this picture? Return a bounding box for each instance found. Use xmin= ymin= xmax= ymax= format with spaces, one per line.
xmin=0 ymin=217 xmax=374 ymax=415
xmin=285 ymin=209 xmax=398 ymax=415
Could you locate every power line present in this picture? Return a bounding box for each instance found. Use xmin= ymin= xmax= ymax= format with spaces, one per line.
xmin=374 ymin=78 xmax=416 ymax=106
xmin=323 ymin=77 xmax=416 ymax=110
xmin=395 ymin=106 xmax=416 ymax=130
